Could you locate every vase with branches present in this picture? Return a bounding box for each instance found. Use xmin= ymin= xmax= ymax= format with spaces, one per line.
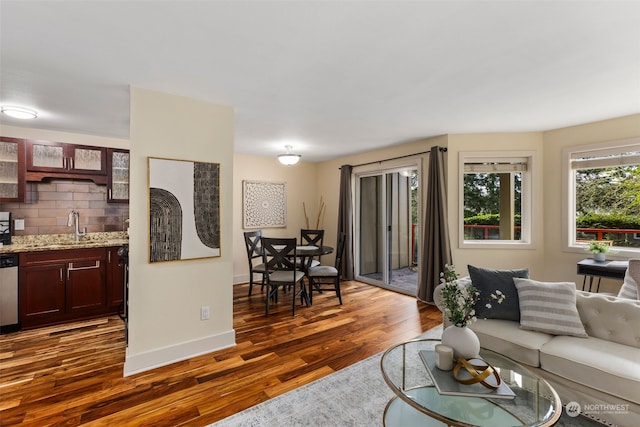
xmin=303 ymin=196 xmax=326 ymax=229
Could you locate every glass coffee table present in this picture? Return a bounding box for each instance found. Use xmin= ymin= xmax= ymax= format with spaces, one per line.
xmin=380 ymin=339 xmax=561 ymax=426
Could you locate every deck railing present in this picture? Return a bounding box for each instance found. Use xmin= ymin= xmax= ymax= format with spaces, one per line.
xmin=461 ymin=225 xmax=640 ymax=246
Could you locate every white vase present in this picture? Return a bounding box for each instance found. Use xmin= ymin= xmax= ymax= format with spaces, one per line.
xmin=441 ymin=325 xmax=480 ymax=360
xmin=593 ymin=252 xmax=606 ymax=262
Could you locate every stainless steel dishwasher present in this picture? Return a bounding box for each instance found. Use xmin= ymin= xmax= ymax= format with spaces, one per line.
xmin=0 ymin=253 xmax=20 ymax=333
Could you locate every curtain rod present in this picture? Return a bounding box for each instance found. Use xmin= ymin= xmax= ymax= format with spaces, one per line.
xmin=341 ymin=146 xmax=447 ymax=169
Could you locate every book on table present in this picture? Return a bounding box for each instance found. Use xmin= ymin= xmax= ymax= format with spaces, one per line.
xmin=419 ymin=350 xmax=516 ymax=399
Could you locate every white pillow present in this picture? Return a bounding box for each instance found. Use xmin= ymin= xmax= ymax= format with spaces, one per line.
xmin=617 ymin=259 xmax=640 ymax=300
xmin=513 ymin=278 xmax=587 ymax=338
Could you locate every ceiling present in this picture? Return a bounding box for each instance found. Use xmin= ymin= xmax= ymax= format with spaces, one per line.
xmin=1 ymin=1 xmax=639 ymax=163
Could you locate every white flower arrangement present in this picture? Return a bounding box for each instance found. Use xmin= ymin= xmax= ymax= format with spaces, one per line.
xmin=440 ymin=264 xmax=507 ymax=327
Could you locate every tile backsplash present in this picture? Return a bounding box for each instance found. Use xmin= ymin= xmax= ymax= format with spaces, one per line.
xmin=0 ymin=179 xmax=129 ymax=236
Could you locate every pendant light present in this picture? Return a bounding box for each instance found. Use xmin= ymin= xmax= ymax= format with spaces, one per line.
xmin=278 ymin=145 xmax=301 ymax=165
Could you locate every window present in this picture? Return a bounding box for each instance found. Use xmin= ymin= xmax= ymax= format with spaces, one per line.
xmin=459 ymin=151 xmax=534 ymax=248
xmin=563 ymin=138 xmax=640 ymax=255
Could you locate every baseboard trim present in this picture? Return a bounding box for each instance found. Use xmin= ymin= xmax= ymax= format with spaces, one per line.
xmin=123 ymin=329 xmax=236 ymax=376
xmin=234 ymin=274 xmax=250 ymax=285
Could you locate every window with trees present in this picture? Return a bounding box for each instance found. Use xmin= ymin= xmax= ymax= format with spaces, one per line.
xmin=564 ymin=139 xmax=640 ymax=254
xmin=459 ymin=151 xmax=534 ymax=248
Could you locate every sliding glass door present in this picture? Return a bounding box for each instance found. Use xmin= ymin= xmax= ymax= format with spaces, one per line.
xmin=356 ymin=166 xmax=419 ymax=295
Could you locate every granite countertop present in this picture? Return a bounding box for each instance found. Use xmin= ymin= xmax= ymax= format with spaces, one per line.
xmin=0 ymin=232 xmax=129 ymax=254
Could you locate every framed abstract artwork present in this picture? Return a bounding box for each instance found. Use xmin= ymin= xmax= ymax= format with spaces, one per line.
xmin=242 ymin=180 xmax=286 ymax=229
xmin=148 ymin=157 xmax=220 ymax=263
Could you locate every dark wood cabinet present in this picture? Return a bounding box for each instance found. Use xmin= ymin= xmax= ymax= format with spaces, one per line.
xmin=25 ymin=139 xmax=107 ymax=184
xmin=106 ymin=148 xmax=129 ymax=203
xmin=66 ymin=257 xmax=106 ymax=313
xmin=106 ymin=247 xmax=125 ymax=309
xmin=0 ymin=137 xmax=26 ymax=202
xmin=2 ymin=137 xmax=129 ymax=202
xmin=19 ymin=247 xmax=113 ymax=328
xmin=19 ymin=261 xmax=66 ymax=325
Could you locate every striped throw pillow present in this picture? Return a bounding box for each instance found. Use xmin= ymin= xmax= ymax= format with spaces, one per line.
xmin=513 ymin=278 xmax=588 ymax=337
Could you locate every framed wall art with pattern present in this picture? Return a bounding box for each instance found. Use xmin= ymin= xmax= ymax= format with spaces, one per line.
xmin=242 ymin=180 xmax=286 ymax=229
xmin=148 ymin=157 xmax=220 ymax=263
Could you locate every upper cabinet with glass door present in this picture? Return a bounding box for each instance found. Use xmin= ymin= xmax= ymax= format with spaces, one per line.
xmin=0 ymin=137 xmax=26 ymax=202
xmin=107 ymin=148 xmax=129 ymax=203
xmin=26 ymin=140 xmax=107 ymax=183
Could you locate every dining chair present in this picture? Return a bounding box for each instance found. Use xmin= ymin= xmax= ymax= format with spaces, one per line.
xmin=307 ymin=232 xmax=346 ymax=305
xmin=243 ymin=230 xmax=268 ymax=296
xmin=261 ymin=237 xmax=309 ymax=315
xmin=298 ymin=229 xmax=325 ymax=269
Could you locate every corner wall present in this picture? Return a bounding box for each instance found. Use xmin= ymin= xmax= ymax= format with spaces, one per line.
xmin=542 ymin=114 xmax=640 ymax=293
xmin=124 ymin=87 xmax=235 ymax=375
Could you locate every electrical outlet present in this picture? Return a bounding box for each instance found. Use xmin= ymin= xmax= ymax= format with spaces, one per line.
xmin=14 ymin=219 xmax=25 ymax=230
xmin=200 ymin=306 xmax=210 ymax=320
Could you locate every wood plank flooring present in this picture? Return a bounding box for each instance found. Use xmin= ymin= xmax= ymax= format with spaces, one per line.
xmin=0 ymin=280 xmax=442 ymax=427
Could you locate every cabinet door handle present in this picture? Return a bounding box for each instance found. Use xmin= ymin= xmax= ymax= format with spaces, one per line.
xmin=108 ymin=189 xmax=112 ymax=200
xmin=108 ymin=250 xmax=111 ymax=263
xmin=67 ymin=261 xmax=101 ymax=279
xmin=70 ymin=158 xmax=74 ymax=169
xmin=60 ymin=267 xmax=63 ymax=282
xmin=67 ymin=260 xmax=100 ymax=276
xmin=68 ymin=261 xmax=100 ymax=271
xmin=63 ymin=158 xmax=67 ymax=169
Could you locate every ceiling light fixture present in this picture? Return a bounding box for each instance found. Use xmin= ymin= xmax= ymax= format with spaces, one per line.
xmin=1 ymin=106 xmax=38 ymax=119
xmin=278 ymin=145 xmax=301 ymax=165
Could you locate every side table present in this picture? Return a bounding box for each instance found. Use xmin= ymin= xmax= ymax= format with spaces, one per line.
xmin=576 ymin=259 xmax=628 ymax=292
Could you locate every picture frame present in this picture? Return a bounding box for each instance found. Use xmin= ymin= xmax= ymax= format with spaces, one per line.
xmin=148 ymin=157 xmax=220 ymax=263
xmin=243 ymin=180 xmax=287 ymax=229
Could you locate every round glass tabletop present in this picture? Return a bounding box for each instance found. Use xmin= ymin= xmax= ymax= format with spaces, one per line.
xmin=380 ymin=338 xmax=561 ymax=427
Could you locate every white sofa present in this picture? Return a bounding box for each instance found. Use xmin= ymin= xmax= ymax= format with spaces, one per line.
xmin=435 ymin=282 xmax=640 ymax=427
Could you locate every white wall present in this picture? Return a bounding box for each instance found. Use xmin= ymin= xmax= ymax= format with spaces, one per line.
xmin=124 ymin=87 xmax=235 ymax=375
xmin=542 ymin=114 xmax=640 ymax=293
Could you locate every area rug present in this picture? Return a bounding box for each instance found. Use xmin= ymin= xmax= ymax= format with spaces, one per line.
xmin=209 ymin=325 xmax=605 ymax=427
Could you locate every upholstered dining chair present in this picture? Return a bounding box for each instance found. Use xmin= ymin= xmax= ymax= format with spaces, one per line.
xmin=261 ymin=237 xmax=309 ymax=315
xmin=298 ymin=229 xmax=325 ymax=269
xmin=243 ymin=230 xmax=268 ymax=296
xmin=307 ymin=232 xmax=346 ymax=305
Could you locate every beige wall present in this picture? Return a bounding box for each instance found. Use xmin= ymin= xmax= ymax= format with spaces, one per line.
xmin=542 ymin=114 xmax=640 ymax=293
xmin=315 ymin=135 xmax=448 ymax=281
xmin=233 ymin=154 xmax=321 ymax=284
xmin=447 ymin=132 xmax=545 ymax=278
xmin=5 ymin=108 xmax=639 ymax=369
xmin=125 ymin=87 xmax=235 ymax=375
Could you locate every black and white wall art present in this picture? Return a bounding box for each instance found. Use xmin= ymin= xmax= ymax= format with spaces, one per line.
xmin=148 ymin=157 xmax=220 ymax=263
xmin=242 ymin=180 xmax=286 ymax=229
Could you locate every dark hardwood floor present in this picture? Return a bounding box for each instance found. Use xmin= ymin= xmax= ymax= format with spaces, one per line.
xmin=0 ymin=280 xmax=442 ymax=427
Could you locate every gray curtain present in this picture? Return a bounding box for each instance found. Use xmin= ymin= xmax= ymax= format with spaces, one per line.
xmin=338 ymin=165 xmax=354 ymax=280
xmin=417 ymin=146 xmax=452 ymax=303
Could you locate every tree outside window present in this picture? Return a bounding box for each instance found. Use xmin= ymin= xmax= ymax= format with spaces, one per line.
xmin=459 ymin=151 xmax=533 ymax=248
xmin=574 ymin=163 xmax=640 ymax=248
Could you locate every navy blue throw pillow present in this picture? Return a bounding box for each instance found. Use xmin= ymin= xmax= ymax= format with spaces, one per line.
xmin=468 ymin=265 xmax=529 ymax=321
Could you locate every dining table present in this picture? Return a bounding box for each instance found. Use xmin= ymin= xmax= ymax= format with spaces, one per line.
xmin=294 ymin=244 xmax=334 ymax=268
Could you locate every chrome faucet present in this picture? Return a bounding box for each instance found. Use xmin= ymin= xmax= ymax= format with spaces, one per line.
xmin=67 ymin=210 xmax=87 ymax=241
